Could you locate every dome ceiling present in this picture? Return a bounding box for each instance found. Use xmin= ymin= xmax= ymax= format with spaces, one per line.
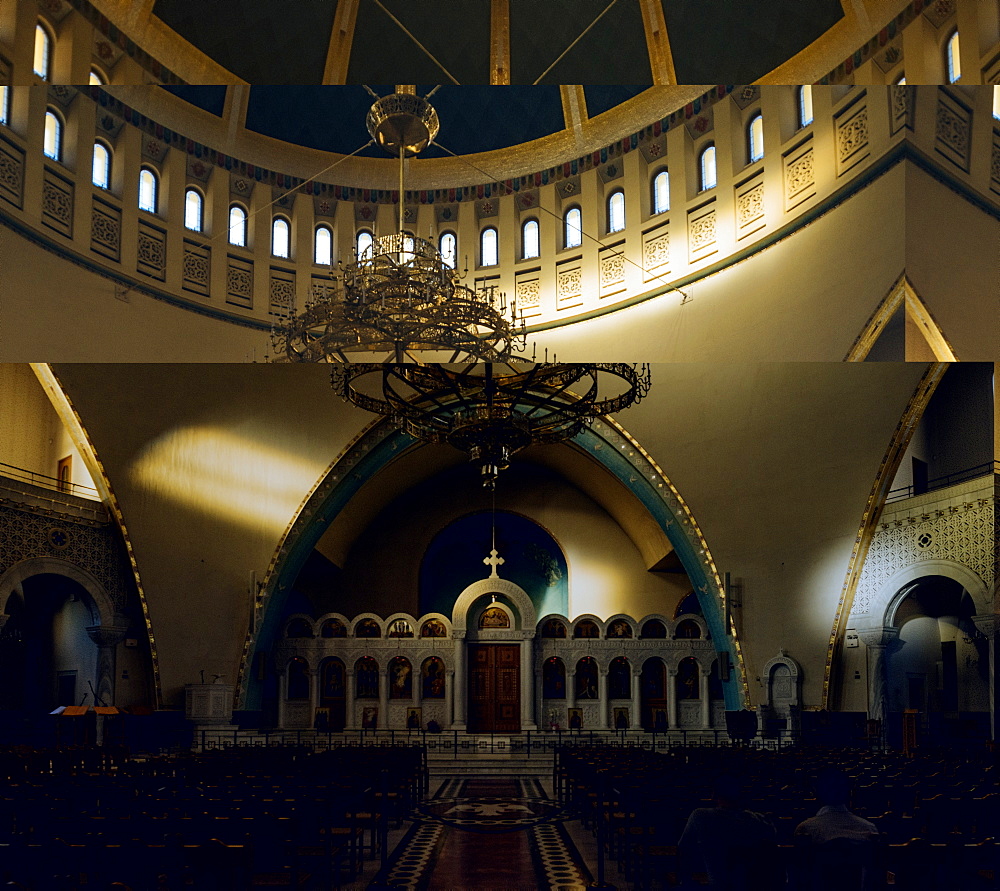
xmin=161 ymin=85 xmax=651 ymax=159
xmin=149 ymin=0 xmax=845 ymax=84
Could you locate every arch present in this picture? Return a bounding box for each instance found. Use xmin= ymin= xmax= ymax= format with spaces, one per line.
xmin=421 ymin=656 xmax=446 ymax=698
xmin=945 ymin=29 xmax=961 ymax=83
xmin=385 ymin=613 xmax=416 ymax=638
xmin=351 ymin=614 xmax=383 ymax=638
xmin=521 ymin=218 xmax=540 ymax=260
xmin=387 ymin=655 xmax=412 ymax=698
xmin=89 ymin=67 xmax=108 ymax=86
xmin=605 ymin=615 xmax=636 ymax=639
xmin=674 ymin=613 xmax=709 ymax=639
xmin=43 ymin=108 xmax=62 ymax=161
xmin=608 ymin=656 xmax=631 ymax=699
xmin=354 ymin=656 xmax=379 ymax=698
xmin=439 ymin=231 xmax=457 ymax=268
xmin=318 ymin=616 xmax=348 ymax=638
xmin=699 ymin=144 xmax=717 ymax=191
xmin=356 ymin=229 xmax=373 ymax=258
xmin=747 ymin=112 xmax=764 ymax=163
xmin=314 ymin=224 xmax=333 ymax=266
xmin=0 ymin=557 xmax=118 ymax=629
xmin=676 ymin=656 xmax=701 ymax=699
xmin=138 ymin=166 xmax=158 ymax=213
xmin=575 ymin=656 xmax=599 ymax=699
xmin=271 ymin=216 xmax=290 ymax=258
xmin=572 ymin=615 xmax=603 ymax=639
xmin=284 ymin=615 xmax=314 ymax=638
xmin=419 ymin=614 xmax=451 ymax=638
xmin=539 ymin=615 xmax=568 ymax=638
xmin=480 ymin=226 xmax=498 ymax=267
xmin=34 ymin=20 xmax=54 ymax=80
xmin=607 ymin=189 xmax=625 ymax=234
xmin=542 ymin=656 xmax=566 ymax=699
xmin=868 ymin=559 xmax=990 ymax=628
xmin=92 ymin=140 xmax=112 ymax=190
xmin=641 ymin=617 xmax=668 ymax=638
xmin=184 ymin=187 xmax=204 ymax=232
xmin=228 ymin=204 xmax=248 ymax=246
xmin=797 ymin=86 xmax=813 ymax=128
xmin=652 ymin=169 xmax=669 ymax=215
xmin=675 ymin=618 xmax=702 ymax=639
xmin=451 ymin=577 xmax=535 ymax=632
xmin=285 ymin=656 xmax=309 ymax=700
xmin=564 ymin=206 xmax=582 ymax=249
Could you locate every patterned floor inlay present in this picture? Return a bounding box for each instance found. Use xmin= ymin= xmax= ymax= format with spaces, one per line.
xmin=370 ymin=777 xmax=591 ymax=889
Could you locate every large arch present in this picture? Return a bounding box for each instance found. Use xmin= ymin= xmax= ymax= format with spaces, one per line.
xmin=878 ymin=559 xmax=991 ymax=629
xmin=452 ymin=577 xmax=536 ymax=633
xmin=238 ymin=416 xmax=743 ymax=712
xmin=0 ymin=556 xmax=121 ymax=629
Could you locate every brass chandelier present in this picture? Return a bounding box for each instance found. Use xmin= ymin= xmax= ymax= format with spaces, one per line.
xmin=273 ymin=87 xmax=525 ymax=363
xmin=332 ymin=362 xmax=652 ymax=488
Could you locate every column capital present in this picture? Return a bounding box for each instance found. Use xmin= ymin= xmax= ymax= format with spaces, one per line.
xmin=856 ymin=627 xmax=899 ymax=649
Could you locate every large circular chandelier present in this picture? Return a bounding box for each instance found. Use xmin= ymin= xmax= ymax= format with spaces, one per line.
xmin=273 ymin=87 xmax=525 ymax=363
xmin=332 ymin=363 xmax=652 ymax=488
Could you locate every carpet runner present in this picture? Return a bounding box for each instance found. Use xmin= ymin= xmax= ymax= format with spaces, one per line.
xmin=371 ymin=777 xmax=592 ymax=889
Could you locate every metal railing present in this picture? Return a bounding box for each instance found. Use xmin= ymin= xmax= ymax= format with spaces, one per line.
xmin=0 ymin=460 xmax=101 ymax=501
xmin=885 ymin=461 xmax=998 ymax=503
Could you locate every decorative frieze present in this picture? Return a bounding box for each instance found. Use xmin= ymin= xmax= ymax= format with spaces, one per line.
xmin=41 ymin=168 xmax=73 ymax=237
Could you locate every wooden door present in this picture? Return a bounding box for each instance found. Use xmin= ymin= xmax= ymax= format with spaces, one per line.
xmin=467 ymin=644 xmax=520 ymax=733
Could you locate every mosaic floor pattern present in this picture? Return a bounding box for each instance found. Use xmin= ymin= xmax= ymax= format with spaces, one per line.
xmin=371 ymin=777 xmax=592 ymax=890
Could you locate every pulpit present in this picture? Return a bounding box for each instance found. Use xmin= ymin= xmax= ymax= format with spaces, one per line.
xmin=185 ymin=683 xmax=234 ymax=725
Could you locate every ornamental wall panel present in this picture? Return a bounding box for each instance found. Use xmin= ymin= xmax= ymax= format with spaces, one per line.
xmin=835 ymin=92 xmax=870 ymax=176
xmin=934 ymin=89 xmax=972 ymax=173
xmin=642 ymin=223 xmax=670 ymax=279
xmin=783 ymin=138 xmax=816 ymax=211
xmin=687 ymin=200 xmax=718 ymax=263
xmin=735 ymin=173 xmax=766 ymax=239
xmin=269 ymin=268 xmax=296 ymax=319
xmin=226 ymin=255 xmax=253 ymax=308
xmin=90 ymin=196 xmax=121 ymax=262
xmin=182 ymin=240 xmax=210 ymax=297
xmin=991 ymin=134 xmax=1000 ymax=196
xmin=136 ymin=221 xmax=166 ymax=280
xmin=556 ymin=260 xmax=583 ymax=310
xmin=41 ymin=167 xmax=74 ymax=238
xmin=0 ymin=135 xmax=25 ymax=209
xmin=889 ymin=85 xmax=915 ymax=135
xmin=514 ymin=271 xmax=542 ymax=318
xmin=599 ymin=242 xmax=626 ymax=299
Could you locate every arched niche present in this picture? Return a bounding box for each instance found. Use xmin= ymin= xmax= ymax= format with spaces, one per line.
xmin=452 ymin=578 xmax=536 ymax=633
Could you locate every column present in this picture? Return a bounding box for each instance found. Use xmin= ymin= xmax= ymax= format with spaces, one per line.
xmin=631 ymin=668 xmax=642 ymax=731
xmin=667 ymin=668 xmax=678 ymax=729
xmin=308 ymin=668 xmax=319 ymax=727
xmin=973 ymin=615 xmax=1000 ymax=742
xmin=277 ymin=668 xmax=287 ymax=729
xmin=858 ymin=627 xmax=900 ymax=735
xmin=700 ymin=669 xmax=712 ymax=729
xmin=520 ymin=636 xmax=536 ymax=730
xmin=345 ymin=669 xmax=356 ymax=730
xmin=445 ymin=669 xmax=455 ymax=727
xmin=85 ymin=622 xmax=129 ymax=707
xmin=378 ymin=669 xmax=388 ymax=730
xmin=598 ymin=668 xmax=609 ymax=730
xmin=452 ymin=632 xmax=466 ymax=730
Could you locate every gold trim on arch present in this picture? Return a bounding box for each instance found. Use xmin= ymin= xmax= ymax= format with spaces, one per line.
xmin=29 ymin=364 xmax=163 ymax=707
xmin=844 ymin=273 xmax=958 ymax=362
xmin=820 ymin=362 xmax=948 ymax=709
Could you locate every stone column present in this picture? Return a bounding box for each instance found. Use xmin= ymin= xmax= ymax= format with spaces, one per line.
xmin=520 ymin=636 xmax=536 ymax=730
xmin=598 ymin=668 xmax=609 ymax=729
xmin=858 ymin=627 xmax=900 ymax=735
xmin=378 ymin=669 xmax=388 ymax=730
xmin=973 ymin=615 xmax=1000 ymax=742
xmin=667 ymin=668 xmax=678 ymax=729
xmin=445 ymin=669 xmax=455 ymax=727
xmin=631 ymin=668 xmax=642 ymax=731
xmin=85 ymin=622 xmax=129 ymax=708
xmin=700 ymin=669 xmax=712 ymax=729
xmin=567 ymin=669 xmax=577 ymax=712
xmin=452 ymin=632 xmax=466 ymax=730
xmin=345 ymin=669 xmax=356 ymax=730
xmin=277 ymin=668 xmax=287 ymax=729
xmin=308 ymin=668 xmax=318 ymax=727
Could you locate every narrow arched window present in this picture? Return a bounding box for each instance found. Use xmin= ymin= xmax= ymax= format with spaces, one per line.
xmin=400 ymin=231 xmax=415 ymax=264
xmin=797 ymin=86 xmax=813 ymax=128
xmin=994 ymin=85 xmax=1000 ymax=121
xmin=522 ymin=218 xmax=539 ymax=260
xmin=92 ymin=141 xmax=111 ymax=190
xmin=946 ymin=31 xmax=961 ymax=83
xmin=608 ymin=190 xmax=625 ymax=233
xmin=272 ymin=217 xmax=290 ymax=258
xmin=0 ymin=86 xmax=9 ymax=126
xmin=564 ymin=206 xmax=582 ymax=249
xmin=138 ymin=166 xmax=158 ymax=213
xmin=699 ymin=145 xmax=717 ymax=191
xmin=439 ymin=231 xmax=457 ymax=268
xmin=356 ymin=229 xmax=373 ymax=259
xmin=748 ymin=113 xmax=764 ymax=163
xmin=228 ymin=204 xmax=247 ymax=247
xmin=894 ymin=74 xmax=907 ymax=86
xmin=480 ymin=227 xmax=498 ymax=267
xmin=42 ymin=109 xmax=61 ymax=161
xmin=89 ymin=68 xmax=106 ymax=86
xmin=314 ymin=225 xmax=333 ymax=265
xmin=34 ymin=23 xmax=52 ymax=80
xmin=652 ymin=170 xmax=669 ymax=215
xmin=184 ymin=188 xmax=204 ymax=232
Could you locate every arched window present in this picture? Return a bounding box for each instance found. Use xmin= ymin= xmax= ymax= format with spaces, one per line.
xmin=541 ymin=618 xmax=567 ymax=639
xmin=652 ymin=169 xmax=669 ymax=215
xmin=994 ymin=85 xmax=1000 ymax=121
xmin=228 ymin=204 xmax=247 ymax=247
xmin=355 ymin=657 xmax=378 ymax=698
xmin=320 ymin=618 xmax=346 ymax=638
xmin=609 ymin=657 xmax=631 ymax=699
xmin=286 ymin=617 xmax=312 ymax=639
xmin=92 ymin=141 xmax=111 ymax=190
xmin=542 ymin=657 xmax=566 ymax=699
xmin=439 ymin=231 xmax=457 ymax=268
xmin=356 ymin=229 xmax=373 ymax=259
xmin=42 ymin=109 xmax=61 ymax=161
xmin=285 ymin=658 xmax=309 ymax=700
xmin=89 ymin=68 xmax=107 ymax=86
xmin=388 ymin=657 xmax=412 ymax=699
xmin=184 ymin=188 xmax=204 ymax=232
xmin=676 ymin=657 xmax=700 ymax=700
xmin=641 ymin=619 xmax=667 ymax=639
xmin=354 ymin=618 xmax=380 ymax=638
xmin=575 ymin=657 xmax=598 ymax=699
xmin=748 ymin=113 xmax=764 ymax=163
xmin=699 ymin=145 xmax=717 ymax=191
xmin=573 ymin=619 xmax=600 ymax=639
xmin=400 ymin=231 xmax=415 ymax=264
xmin=314 ymin=225 xmax=333 ymax=265
xmin=0 ymin=86 xmax=9 ymax=126
xmin=607 ymin=189 xmax=625 ymax=233
xmin=676 ymin=619 xmax=702 ymax=639
xmin=421 ymin=657 xmax=446 ymax=698
xmin=138 ymin=166 xmax=158 ymax=213
xmin=797 ymin=86 xmax=813 ymax=128
xmin=946 ymin=30 xmax=961 ymax=83
xmin=272 ymin=217 xmax=290 ymax=259
xmin=564 ymin=206 xmax=582 ymax=249
xmin=894 ymin=74 xmax=907 ymax=86
xmin=521 ymin=218 xmax=540 ymax=260
xmin=480 ymin=226 xmax=498 ymax=267
xmin=34 ymin=22 xmax=52 ymax=80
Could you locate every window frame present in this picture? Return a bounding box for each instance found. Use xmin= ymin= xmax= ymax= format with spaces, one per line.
xmin=34 ymin=21 xmax=54 ymax=81
xmin=563 ymin=206 xmax=583 ymax=250
xmin=92 ymin=139 xmax=112 ymax=190
xmin=439 ymin=230 xmax=457 ymax=269
xmin=271 ymin=215 xmax=291 ymax=259
xmin=138 ymin=165 xmax=159 ymax=214
xmin=480 ymin=226 xmax=498 ymax=268
xmin=314 ymin=223 xmax=333 ymax=266
xmin=89 ymin=67 xmax=107 ymax=86
xmin=0 ymin=86 xmax=9 ymax=127
xmin=607 ymin=189 xmax=626 ymax=234
xmin=796 ymin=86 xmax=813 ymax=128
xmin=356 ymin=228 xmax=374 ymax=260
xmin=699 ymin=144 xmax=717 ymax=192
xmin=228 ymin=203 xmax=248 ymax=247
xmin=184 ymin=186 xmax=205 ymax=232
xmin=747 ymin=112 xmax=764 ymax=164
xmin=945 ymin=30 xmax=961 ymax=83
xmin=521 ymin=217 xmax=540 ymax=260
xmin=652 ymin=169 xmax=669 ymax=215
xmin=42 ymin=108 xmax=63 ymax=162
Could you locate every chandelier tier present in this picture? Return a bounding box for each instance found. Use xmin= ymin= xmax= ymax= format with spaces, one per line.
xmin=332 ymin=362 xmax=652 ymax=488
xmin=273 ymin=88 xmax=525 ymax=364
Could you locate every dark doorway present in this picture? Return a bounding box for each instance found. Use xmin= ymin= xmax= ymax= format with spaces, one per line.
xmin=467 ymin=644 xmax=520 ymax=734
